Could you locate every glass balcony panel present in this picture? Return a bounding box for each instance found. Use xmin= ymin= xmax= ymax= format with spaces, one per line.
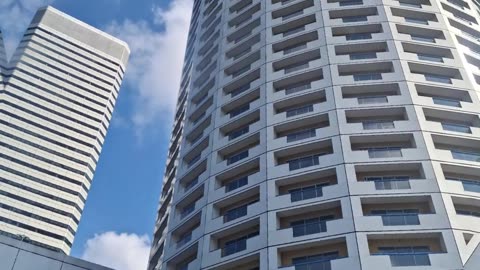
xmin=363 ymin=121 xmax=395 ymax=130
xmin=353 ymin=73 xmax=382 ymax=81
xmin=417 ymin=53 xmax=444 ymax=62
xmin=284 ymin=43 xmax=308 ymax=55
xmin=405 ymin=17 xmax=429 ymax=24
xmin=452 ymin=150 xmax=480 ymax=162
xmin=367 ymin=148 xmax=403 ymax=158
xmin=286 ymin=104 xmax=314 ymax=117
xmin=343 ymin=16 xmax=368 ymax=22
xmin=227 ymin=150 xmax=249 ymax=165
xmin=411 ymin=35 xmax=435 ymax=43
xmin=425 ymin=74 xmax=452 ymax=84
xmin=346 ymin=33 xmax=372 ymax=40
xmin=442 ymin=123 xmax=471 ymax=133
xmin=350 ymin=52 xmax=377 ymax=60
xmin=285 ymin=83 xmax=312 ymax=95
xmin=432 ymin=97 xmax=461 ymax=107
xmin=358 ymin=96 xmax=388 ymax=104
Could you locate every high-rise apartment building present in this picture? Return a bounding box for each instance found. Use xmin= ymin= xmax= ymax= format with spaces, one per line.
xmin=0 ymin=7 xmax=129 ymax=254
xmin=148 ymin=0 xmax=480 ymax=269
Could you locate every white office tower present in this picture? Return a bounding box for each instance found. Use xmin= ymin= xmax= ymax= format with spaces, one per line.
xmin=0 ymin=7 xmax=129 ymax=254
xmin=148 ymin=0 xmax=480 ymax=269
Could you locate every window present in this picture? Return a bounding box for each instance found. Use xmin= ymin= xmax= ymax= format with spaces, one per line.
xmin=227 ymin=150 xmax=249 ymax=165
xmin=365 ymin=176 xmax=411 ymax=190
xmin=405 ymin=17 xmax=429 ymax=25
xmin=222 ymin=231 xmax=259 ymax=256
xmin=411 ymin=35 xmax=435 ymax=43
xmin=425 ymin=74 xmax=452 ymax=84
xmin=225 ymin=176 xmax=249 ymax=192
xmin=224 ymin=204 xmax=248 ymax=222
xmin=285 ymin=62 xmax=309 ymax=74
xmin=288 ymin=154 xmax=326 ymax=170
xmin=350 ymin=52 xmax=377 ymax=60
xmin=343 ymin=16 xmax=368 ymax=22
xmin=286 ymin=129 xmax=316 ymax=142
xmin=176 ymin=231 xmax=192 ymax=248
xmin=285 ymin=82 xmax=311 ymax=95
xmin=228 ymin=126 xmax=250 ymax=140
xmin=284 ymin=26 xmax=305 ymax=37
xmin=371 ymin=209 xmax=420 ymax=226
xmin=230 ymin=104 xmax=250 ymax=118
xmin=286 ymin=104 xmax=314 ymax=117
xmin=292 ymin=252 xmax=339 ymax=270
xmin=377 ymin=246 xmax=431 ymax=267
xmin=185 ymin=177 xmax=199 ymax=191
xmin=339 ymin=0 xmax=363 ymax=6
xmin=447 ymin=177 xmax=480 ymax=193
xmin=231 ymin=84 xmax=250 ymax=97
xmin=289 ymin=183 xmax=329 ymax=202
xmin=188 ymin=154 xmax=201 ymax=167
xmin=399 ymin=1 xmax=422 ymax=8
xmin=346 ymin=33 xmax=372 ymax=40
xmin=358 ymin=96 xmax=388 ymax=104
xmin=363 ymin=120 xmax=395 ymax=130
xmin=417 ymin=53 xmax=443 ymax=63
xmin=457 ymin=209 xmax=480 ymax=217
xmin=367 ymin=147 xmax=403 ymax=158
xmin=432 ymin=97 xmax=461 ymax=107
xmin=284 ymin=43 xmax=308 ymax=55
xmin=290 ymin=216 xmax=333 ymax=237
xmin=353 ymin=73 xmax=382 ymax=81
xmin=283 ymin=10 xmax=304 ymax=21
xmin=180 ymin=202 xmax=195 ymax=219
xmin=452 ymin=150 xmax=480 ymax=162
xmin=441 ymin=123 xmax=471 ymax=133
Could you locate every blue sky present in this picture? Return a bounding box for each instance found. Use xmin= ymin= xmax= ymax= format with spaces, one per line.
xmin=0 ymin=0 xmax=193 ymax=269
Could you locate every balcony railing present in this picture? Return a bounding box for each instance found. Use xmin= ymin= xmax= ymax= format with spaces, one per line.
xmin=290 ymin=252 xmax=340 ymax=270
xmin=447 ymin=177 xmax=480 ymax=193
xmin=363 ymin=121 xmax=395 ymax=130
xmin=417 ymin=53 xmax=444 ymax=63
xmin=286 ymin=129 xmax=316 ymax=142
xmin=376 ymin=246 xmax=432 ymax=267
xmin=224 ymin=204 xmax=248 ymax=222
xmin=358 ymin=96 xmax=388 ymax=104
xmin=452 ymin=150 xmax=480 ymax=162
xmin=441 ymin=123 xmax=471 ymax=133
xmin=343 ymin=16 xmax=368 ymax=22
xmin=288 ymin=154 xmax=326 ymax=171
xmin=228 ymin=126 xmax=250 ymax=140
xmin=350 ymin=52 xmax=377 ymax=60
xmin=285 ymin=82 xmax=312 ymax=95
xmin=365 ymin=176 xmax=411 ymax=190
xmin=411 ymin=35 xmax=436 ymax=43
xmin=222 ymin=231 xmax=258 ymax=256
xmin=353 ymin=73 xmax=382 ymax=81
xmin=425 ymin=74 xmax=452 ymax=84
xmin=227 ymin=150 xmax=249 ymax=165
xmin=432 ymin=97 xmax=461 ymax=107
xmin=230 ymin=104 xmax=250 ymax=118
xmin=367 ymin=147 xmax=403 ymax=158
xmin=286 ymin=104 xmax=314 ymax=117
xmin=346 ymin=33 xmax=372 ymax=40
xmin=371 ymin=210 xmax=420 ymax=226
xmin=289 ymin=183 xmax=328 ymax=202
xmin=225 ymin=176 xmax=249 ymax=192
xmin=284 ymin=43 xmax=308 ymax=55
xmin=283 ymin=26 xmax=305 ymax=37
xmin=290 ymin=216 xmax=333 ymax=237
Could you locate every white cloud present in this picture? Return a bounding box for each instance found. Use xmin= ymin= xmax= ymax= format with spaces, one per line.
xmin=81 ymin=231 xmax=151 ymax=270
xmin=106 ymin=0 xmax=193 ymax=137
xmin=0 ymin=0 xmax=54 ymax=58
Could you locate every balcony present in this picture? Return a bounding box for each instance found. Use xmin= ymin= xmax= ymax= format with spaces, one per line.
xmin=215 ymin=133 xmax=260 ymax=174
xmin=422 ymin=107 xmax=480 ymax=135
xmin=396 ymin=24 xmax=448 ymax=46
xmin=441 ymin=164 xmax=480 ymax=194
xmin=270 ymin=49 xmax=322 ymax=80
xmin=271 ymin=168 xmax=342 ymax=208
xmin=272 ymin=113 xmax=331 ymax=147
xmin=273 ymin=200 xmax=344 ymax=243
xmin=364 ymin=233 xmax=455 ymax=269
xmin=272 ymin=68 xmax=325 ymax=100
xmin=276 ymin=237 xmax=355 ymax=270
xmin=414 ymin=84 xmax=474 ymax=110
xmin=431 ymin=134 xmax=480 ymax=164
xmin=450 ymin=196 xmax=480 ymax=233
xmin=356 ymin=195 xmax=442 ymax=231
xmin=344 ymin=107 xmax=409 ymax=133
xmin=270 ymin=0 xmax=316 ymax=26
xmin=270 ymin=14 xmax=319 ymax=42
xmin=206 ymin=218 xmax=264 ymax=265
xmin=331 ymin=24 xmax=383 ymax=43
xmin=333 ymin=42 xmax=389 ymax=63
xmin=272 ymin=90 xmax=327 ymax=124
xmin=348 ymin=133 xmax=421 ymax=163
xmin=340 ymin=83 xmax=402 ymax=107
xmin=336 ymin=62 xmax=395 ymax=84
xmin=272 ymin=138 xmax=340 ymax=178
xmin=165 ymin=243 xmax=199 ymax=270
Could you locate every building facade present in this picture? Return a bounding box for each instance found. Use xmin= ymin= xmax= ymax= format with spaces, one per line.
xmin=0 ymin=7 xmax=129 ymax=254
xmin=0 ymin=234 xmax=112 ymax=270
xmin=148 ymin=0 xmax=480 ymax=269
